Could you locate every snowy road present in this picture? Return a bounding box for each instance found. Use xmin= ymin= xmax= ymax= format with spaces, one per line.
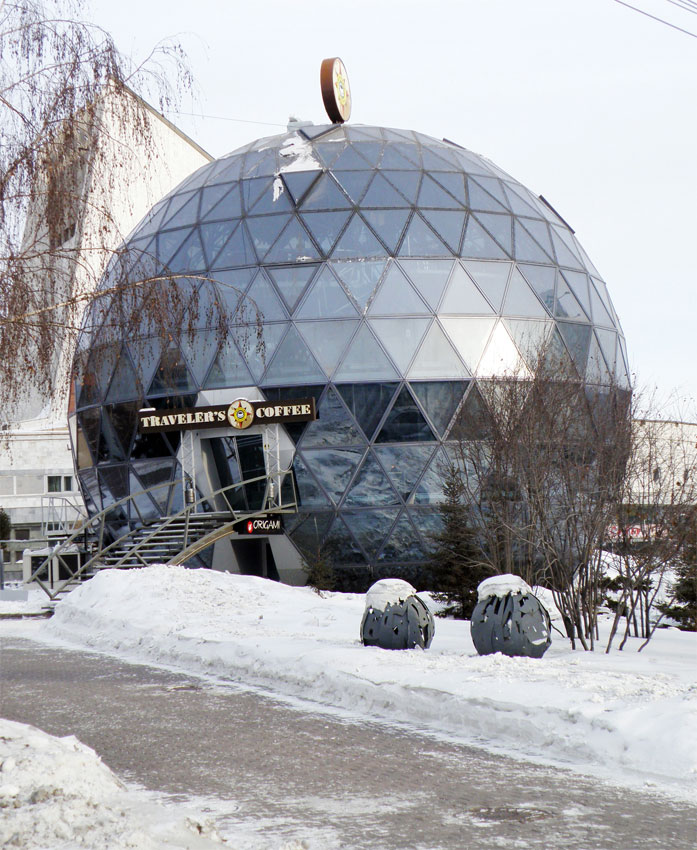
xmin=2 ymin=636 xmax=695 ymax=850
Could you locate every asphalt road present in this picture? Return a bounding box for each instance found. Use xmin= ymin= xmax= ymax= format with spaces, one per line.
xmin=1 ymin=635 xmax=695 ymax=849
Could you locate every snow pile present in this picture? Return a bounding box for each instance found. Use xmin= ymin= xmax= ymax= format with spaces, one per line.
xmin=0 ymin=718 xmax=223 ymax=849
xmin=277 ymin=134 xmax=322 ymax=174
xmin=39 ymin=566 xmax=697 ymax=801
xmin=476 ymin=574 xmax=533 ymax=601
xmin=0 ymin=584 xmax=47 ymax=617
xmin=364 ymin=578 xmax=417 ymax=611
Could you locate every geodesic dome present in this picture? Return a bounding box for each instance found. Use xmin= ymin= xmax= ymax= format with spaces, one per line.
xmin=71 ymin=123 xmax=629 ymax=584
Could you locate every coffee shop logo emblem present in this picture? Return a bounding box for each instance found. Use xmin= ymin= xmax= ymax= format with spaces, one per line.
xmin=228 ymin=399 xmax=254 ymax=430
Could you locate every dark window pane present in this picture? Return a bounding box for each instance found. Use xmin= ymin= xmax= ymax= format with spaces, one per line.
xmin=373 ymin=444 xmax=436 ymax=502
xmin=409 ymin=381 xmax=469 ymax=437
xmin=340 ymin=509 xmax=399 ymax=558
xmin=337 ymin=382 xmax=399 ymax=441
xmin=331 ymin=259 xmax=386 ymax=311
xmin=298 ymin=386 xmax=365 ymax=448
xmin=302 ymin=448 xmax=363 ymax=505
xmin=378 ymin=512 xmax=427 ymax=562
xmin=344 ymin=451 xmax=399 ymax=506
xmin=376 ymin=386 xmax=435 ymax=443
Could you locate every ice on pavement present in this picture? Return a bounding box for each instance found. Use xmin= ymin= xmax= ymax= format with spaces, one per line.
xmin=16 ymin=566 xmax=697 ymax=803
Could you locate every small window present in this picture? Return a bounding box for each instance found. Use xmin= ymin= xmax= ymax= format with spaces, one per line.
xmin=14 ymin=529 xmax=30 ymax=541
xmin=63 ymin=476 xmax=73 ymax=491
xmin=47 ymin=475 xmax=62 ymax=492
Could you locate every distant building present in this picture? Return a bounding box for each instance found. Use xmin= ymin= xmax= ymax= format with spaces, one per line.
xmin=0 ymin=87 xmax=211 ymax=575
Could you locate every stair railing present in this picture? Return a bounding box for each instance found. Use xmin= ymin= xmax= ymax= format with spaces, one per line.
xmin=28 ymin=468 xmax=297 ymax=600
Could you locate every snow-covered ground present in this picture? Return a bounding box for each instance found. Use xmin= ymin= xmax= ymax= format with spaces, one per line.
xmin=4 ymin=566 xmax=694 ymax=809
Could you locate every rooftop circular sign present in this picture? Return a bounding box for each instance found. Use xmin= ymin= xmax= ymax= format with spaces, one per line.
xmin=320 ymin=57 xmax=351 ymax=124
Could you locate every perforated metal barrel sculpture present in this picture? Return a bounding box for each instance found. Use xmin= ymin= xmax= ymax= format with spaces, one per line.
xmin=361 ymin=579 xmax=434 ymax=649
xmin=470 ymin=575 xmax=551 ymax=658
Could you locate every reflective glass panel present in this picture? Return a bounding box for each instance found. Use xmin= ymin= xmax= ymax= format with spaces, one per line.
xmin=477 ymin=321 xmax=526 ymax=378
xmin=332 ymin=214 xmax=386 ymax=259
xmin=337 ymin=382 xmax=399 ymax=440
xmin=399 ymin=259 xmax=454 ymax=310
xmin=406 ymin=320 xmax=469 ymax=380
xmin=362 ymin=209 xmax=411 ymax=253
xmin=265 ymin=218 xmax=320 ymax=263
xmin=502 ymin=269 xmax=549 ymax=318
xmin=245 ymin=214 xmax=291 ymax=260
xmin=300 ymin=211 xmax=352 ymax=256
xmin=333 ymin=323 xmax=398 ymax=381
xmin=295 ymin=267 xmax=358 ymax=320
xmin=281 ymin=170 xmax=321 ymax=205
xmin=431 ymin=172 xmax=467 ymax=206
xmin=467 ymin=179 xmax=507 ymax=212
xmin=362 ymin=173 xmax=409 ymax=207
xmin=291 ymin=453 xmax=331 ymax=508
xmin=203 ymin=338 xmax=253 ymax=389
xmin=298 ymin=386 xmax=365 ymax=448
xmin=340 ymin=509 xmax=399 ymax=558
xmin=302 ymin=448 xmax=363 ymax=505
xmin=418 ymin=175 xmax=463 ymax=209
xmin=440 ymin=263 xmax=494 ymax=314
xmin=378 ymin=513 xmax=427 ymax=562
xmin=383 ymin=170 xmax=421 ymax=204
xmin=267 ymin=264 xmax=318 ymax=313
xmin=376 ymin=386 xmax=435 ymax=443
xmin=332 ymin=259 xmax=387 ymax=311
xmin=398 ymin=215 xmax=450 ymax=258
xmin=262 ymin=325 xmax=325 ymax=384
xmin=210 ymin=222 xmax=257 ymax=268
xmin=368 ymin=263 xmax=430 ymax=316
xmin=409 ymin=381 xmax=469 ymax=436
xmin=412 ymin=449 xmax=449 ymax=506
xmin=297 ymin=319 xmax=358 ymax=376
xmin=557 ymin=321 xmax=592 ymax=373
xmin=333 ymin=169 xmax=374 ymax=204
xmin=373 ymin=444 xmax=435 ymax=502
xmin=344 ymin=452 xmax=399 ymax=506
xmin=475 ymin=213 xmax=513 ymax=255
xmin=106 ymin=349 xmax=141 ymax=403
xmin=369 ymin=317 xmax=430 ymax=372
xmin=323 ymin=516 xmax=367 ymax=565
xmin=461 ymin=217 xmax=508 ymax=260
xmin=513 ymin=221 xmax=550 ymax=263
xmin=420 ymin=209 xmax=467 ymax=252
xmin=440 ymin=317 xmax=496 ymax=372
xmin=300 ymin=173 xmax=351 ymax=210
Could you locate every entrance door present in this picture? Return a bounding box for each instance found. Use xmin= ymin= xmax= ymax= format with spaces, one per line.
xmin=200 ymin=434 xmax=266 ymax=513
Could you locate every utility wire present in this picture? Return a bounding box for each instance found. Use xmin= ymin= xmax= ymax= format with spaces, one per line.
xmin=662 ymin=0 xmax=697 ymax=15
xmin=171 ymin=111 xmax=286 ymax=128
xmin=613 ymin=0 xmax=697 ymax=36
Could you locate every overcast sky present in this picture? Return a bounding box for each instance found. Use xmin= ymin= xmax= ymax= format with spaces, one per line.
xmin=88 ymin=0 xmax=697 ymax=418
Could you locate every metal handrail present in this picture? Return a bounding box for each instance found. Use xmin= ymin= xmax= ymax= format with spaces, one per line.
xmin=28 ymin=467 xmax=296 ymax=600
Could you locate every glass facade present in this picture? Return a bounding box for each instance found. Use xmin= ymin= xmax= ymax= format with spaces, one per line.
xmin=72 ymin=124 xmax=629 ymax=584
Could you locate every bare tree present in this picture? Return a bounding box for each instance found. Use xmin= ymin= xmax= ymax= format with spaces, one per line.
xmin=0 ymin=0 xmax=221 ymax=421
xmin=448 ymin=345 xmax=632 ymax=650
xmin=605 ymin=410 xmax=697 ymax=651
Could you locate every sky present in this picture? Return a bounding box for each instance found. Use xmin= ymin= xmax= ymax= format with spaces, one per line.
xmin=86 ymin=0 xmax=697 ymax=418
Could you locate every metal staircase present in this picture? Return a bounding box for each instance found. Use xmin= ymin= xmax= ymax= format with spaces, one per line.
xmin=28 ymin=470 xmax=297 ymax=601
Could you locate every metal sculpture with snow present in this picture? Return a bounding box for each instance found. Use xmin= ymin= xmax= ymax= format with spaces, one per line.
xmin=470 ymin=575 xmax=551 ymax=658
xmin=360 ymin=579 xmax=434 ymax=650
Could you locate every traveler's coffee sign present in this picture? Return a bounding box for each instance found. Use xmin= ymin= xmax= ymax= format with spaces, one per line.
xmin=138 ymin=397 xmax=317 ymax=433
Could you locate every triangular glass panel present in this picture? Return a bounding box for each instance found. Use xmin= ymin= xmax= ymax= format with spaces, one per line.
xmin=399 ymin=259 xmax=454 ymax=310
xmin=411 ymin=449 xmax=450 ymax=506
xmin=462 ymin=216 xmax=508 ymax=259
xmin=369 ymin=317 xmax=430 ymax=371
xmin=105 ymin=348 xmax=141 ymax=403
xmin=368 ymin=263 xmax=430 ymax=316
xmin=203 ymin=338 xmax=254 ymax=389
xmin=323 ymin=515 xmax=367 ymax=565
xmin=295 ymin=266 xmax=358 ymax=319
xmin=300 ymin=173 xmax=351 ymax=210
xmin=299 ymin=123 xmax=340 ymax=140
xmin=200 ymin=183 xmax=235 ymax=219
xmin=266 ymin=264 xmax=319 ymax=313
xmin=557 ymin=321 xmax=592 ymax=374
xmin=409 ymin=381 xmax=469 ymax=437
xmin=467 ymin=178 xmax=508 ymax=212
xmin=550 ymin=227 xmax=583 ymax=269
xmin=440 ymin=263 xmax=495 ymax=314
xmin=245 ymin=214 xmax=292 ymax=261
xmin=263 ymin=384 xmax=325 ymax=445
xmin=431 ymin=172 xmax=468 ymax=206
xmin=313 ymin=141 xmax=347 ymax=168
xmin=108 ymin=402 xmax=139 ymax=460
xmin=345 ymin=126 xmax=384 ymax=141
xmin=297 ymin=319 xmax=358 ymax=377
xmin=127 ymin=336 xmax=162 ymax=392
xmin=248 ymin=179 xmax=293 ymax=215
xmin=418 ymin=175 xmax=464 ymax=209
xmin=246 ymin=272 xmax=288 ymax=321
xmin=376 ymin=386 xmax=436 ymax=443
xmin=334 ymin=323 xmax=398 ymax=381
xmin=290 ymin=452 xmax=332 ymax=508
xmin=331 ymin=259 xmax=387 ymax=311
xmin=341 ymin=509 xmax=400 ymax=559
xmin=361 ymin=173 xmax=410 ymax=208
xmin=337 ymin=382 xmax=399 ymax=441
xmin=477 ymin=320 xmax=528 ymax=378
xmin=211 ymin=221 xmax=257 ymax=268
xmin=539 ymin=326 xmax=577 ymax=378
xmin=351 ymin=141 xmax=384 ymax=166
xmin=299 ymin=210 xmax=352 ymax=256
xmin=332 ymin=213 xmax=386 ymax=259
xmin=377 ymin=512 xmax=427 ymax=563
xmin=471 ymin=175 xmax=510 ymax=207
xmin=200 ymin=220 xmax=237 ymax=268
xmin=382 ymin=170 xmax=421 ymax=204
xmin=157 ymin=227 xmax=193 ymax=267
xmin=298 ymin=386 xmax=365 ymax=448
xmin=161 ymin=191 xmax=197 ymax=227
xmin=475 ymin=213 xmax=513 ymax=255
xmin=586 ymin=331 xmax=612 ymax=384
xmin=503 ymin=319 xmax=554 ymax=368
xmin=441 ymin=317 xmax=496 ymax=372
xmin=147 ymin=346 xmax=198 ymax=395
xmin=302 ymin=448 xmax=363 ymax=506
xmin=163 ymin=191 xmax=201 ymax=229
xmin=554 ymin=226 xmax=586 ymax=267
xmin=201 ymin=182 xmax=243 ymax=222
xmin=398 ymin=214 xmax=450 ymax=257
xmin=374 ymin=444 xmax=436 ymax=502
xmin=262 ymin=324 xmax=326 ymax=384
xmin=180 ymin=328 xmax=218 ymax=386
xmin=379 ymin=144 xmax=418 ymax=170
xmin=502 ymin=183 xmax=542 ymax=217
xmin=331 ymin=145 xmax=372 ymax=170
xmin=238 ymin=176 xmax=270 ymax=214
xmin=266 ymin=218 xmax=321 ymax=263
xmin=561 ymin=270 xmax=592 ymax=318
xmin=555 ymin=276 xmax=588 ymax=322
xmin=407 ymin=320 xmax=470 ymax=380
xmin=617 ymin=336 xmax=631 ymax=388
xmin=596 ymin=327 xmax=617 ymax=372
xmin=288 ymin=512 xmax=334 ymax=556
xmin=518 ymin=264 xmax=556 ymax=313
xmin=205 ymin=154 xmax=244 ymax=185
xmin=383 ymin=128 xmax=415 ymax=142
xmin=420 ymin=209 xmax=467 ymax=253
xmin=513 ymin=220 xmax=550 ymax=263
xmin=502 ymin=268 xmax=549 ymax=318
xmin=345 ymin=451 xmax=400 ymax=506
xmin=214 ymin=268 xmax=255 ymax=317
xmin=520 ymin=217 xmax=555 ymax=258
xmin=448 ymin=384 xmax=494 ymax=441
xmin=333 ymin=169 xmax=374 ymax=204
xmin=362 ymin=209 xmax=411 ymax=254
xmin=589 ymin=280 xmax=615 ymax=328
xmin=392 ymin=141 xmax=423 ymax=166
xmin=281 ymin=170 xmax=321 ymax=205
xmin=243 ymin=147 xmax=278 ymax=179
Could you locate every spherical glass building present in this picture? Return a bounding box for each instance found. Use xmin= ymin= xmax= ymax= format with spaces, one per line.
xmin=71 ymin=123 xmax=630 ymax=585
